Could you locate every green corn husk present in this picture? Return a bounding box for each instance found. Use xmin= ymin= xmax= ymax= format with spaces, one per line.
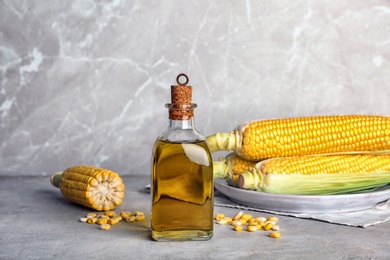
xmin=237 ymin=151 xmax=390 ymax=195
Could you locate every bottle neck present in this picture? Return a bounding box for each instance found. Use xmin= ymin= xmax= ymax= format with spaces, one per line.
xmin=168 ymin=117 xmax=195 ymax=130
xmin=159 ymin=107 xmax=205 ymax=142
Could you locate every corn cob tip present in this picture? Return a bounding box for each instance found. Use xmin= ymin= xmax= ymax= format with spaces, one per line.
xmin=50 ymin=172 xmax=63 ymax=188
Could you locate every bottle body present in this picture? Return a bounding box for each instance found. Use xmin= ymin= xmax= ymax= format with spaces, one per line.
xmin=151 ymin=119 xmax=214 ymax=241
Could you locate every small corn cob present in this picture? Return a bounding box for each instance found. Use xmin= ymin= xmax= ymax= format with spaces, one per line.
xmin=213 ymin=153 xmax=258 ymax=186
xmin=50 ymin=165 xmax=125 ymax=211
xmin=206 ymin=115 xmax=390 ymax=161
xmin=238 ymin=153 xmax=390 ymax=195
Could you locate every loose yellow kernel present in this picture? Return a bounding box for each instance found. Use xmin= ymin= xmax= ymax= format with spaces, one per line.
xmin=231 ymin=220 xmax=242 ymax=227
xmin=272 ymin=225 xmax=280 ymax=231
xmin=126 ymin=216 xmax=136 ymax=222
xmin=120 ymin=211 xmax=129 ymax=219
xmin=97 ymin=218 xmax=108 ymax=225
xmin=269 ymin=231 xmax=281 ymax=238
xmin=224 ymin=217 xmax=233 ymax=223
xmin=100 ymin=224 xmax=111 ymax=230
xmin=125 ymin=211 xmax=132 ymax=217
xmin=241 ymin=213 xmax=253 ymax=221
xmin=233 ymin=211 xmax=243 ymax=220
xmin=238 ymin=218 xmax=247 ymax=225
xmin=217 ymin=219 xmax=228 ymax=225
xmin=87 ymin=217 xmax=97 ymax=224
xmin=255 ymin=217 xmax=267 ymax=223
xmin=134 ymin=212 xmax=144 ymax=216
xmin=247 ymin=225 xmax=258 ymax=232
xmin=215 ymin=213 xmax=225 ymax=221
xmin=248 ymin=219 xmax=258 ymax=225
xmin=79 ymin=217 xmax=88 ymax=223
xmin=264 ymin=223 xmax=274 ymax=231
xmin=256 ymin=224 xmax=263 ymax=230
xmin=268 ymin=216 xmax=279 ymax=222
xmin=108 ymin=218 xmax=120 ymax=225
xmin=135 ymin=215 xmax=145 ymax=221
xmin=87 ymin=213 xmax=97 ymax=218
xmin=98 ymin=215 xmax=110 ymax=220
xmin=104 ymin=211 xmax=115 ymax=217
xmin=234 ymin=225 xmax=243 ymax=232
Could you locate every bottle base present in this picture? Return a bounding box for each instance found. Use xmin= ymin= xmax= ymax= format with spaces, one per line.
xmin=151 ymin=230 xmax=213 ymax=242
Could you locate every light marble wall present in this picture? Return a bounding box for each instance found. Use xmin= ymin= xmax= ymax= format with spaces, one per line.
xmin=1 ymin=0 xmax=389 ymax=176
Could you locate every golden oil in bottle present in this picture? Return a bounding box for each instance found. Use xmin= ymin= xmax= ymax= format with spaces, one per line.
xmin=151 ymin=74 xmax=214 ymax=241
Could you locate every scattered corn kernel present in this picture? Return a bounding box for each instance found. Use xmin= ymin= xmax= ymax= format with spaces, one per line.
xmin=87 ymin=213 xmax=97 ymax=218
xmin=257 ymin=222 xmax=265 ymax=228
xmin=98 ymin=215 xmax=110 ymax=220
xmin=135 ymin=215 xmax=145 ymax=221
xmin=247 ymin=225 xmax=258 ymax=232
xmin=231 ymin=220 xmax=242 ymax=227
xmin=234 ymin=225 xmax=243 ymax=232
xmin=272 ymin=225 xmax=280 ymax=231
xmin=215 ymin=211 xmax=282 ymax=238
xmin=233 ymin=211 xmax=243 ymax=220
xmin=255 ymin=217 xmax=267 ymax=223
xmin=134 ymin=212 xmax=144 ymax=216
xmin=238 ymin=218 xmax=247 ymax=225
xmin=264 ymin=222 xmax=274 ymax=231
xmin=248 ymin=219 xmax=258 ymax=225
xmin=104 ymin=211 xmax=115 ymax=217
xmin=215 ymin=213 xmax=225 ymax=221
xmin=217 ymin=219 xmax=228 ymax=225
xmin=97 ymin=218 xmax=108 ymax=225
xmin=120 ymin=211 xmax=129 ymax=219
xmin=87 ymin=217 xmax=97 ymax=224
xmin=268 ymin=216 xmax=278 ymax=222
xmin=100 ymin=224 xmax=111 ymax=230
xmin=224 ymin=217 xmax=233 ymax=223
xmin=108 ymin=218 xmax=119 ymax=225
xmin=269 ymin=231 xmax=281 ymax=238
xmin=126 ymin=216 xmax=136 ymax=222
xmin=241 ymin=213 xmax=253 ymax=221
xmin=79 ymin=217 xmax=88 ymax=223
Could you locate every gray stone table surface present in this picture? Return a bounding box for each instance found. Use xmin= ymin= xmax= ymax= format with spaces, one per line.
xmin=1 ymin=174 xmax=389 ymax=260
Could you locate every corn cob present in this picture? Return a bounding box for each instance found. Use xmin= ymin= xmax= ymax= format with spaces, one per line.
xmin=238 ymin=153 xmax=390 ymax=195
xmin=206 ymin=115 xmax=390 ymax=161
xmin=50 ymin=165 xmax=125 ymax=211
xmin=213 ymin=153 xmax=258 ymax=186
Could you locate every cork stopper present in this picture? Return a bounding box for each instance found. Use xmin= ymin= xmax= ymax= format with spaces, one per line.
xmin=167 ymin=73 xmax=197 ymax=120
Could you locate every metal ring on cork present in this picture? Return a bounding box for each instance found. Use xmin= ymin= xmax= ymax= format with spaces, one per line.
xmin=176 ymin=73 xmax=189 ymax=86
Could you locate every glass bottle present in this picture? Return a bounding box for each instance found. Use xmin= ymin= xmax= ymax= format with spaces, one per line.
xmin=151 ymin=73 xmax=214 ymax=241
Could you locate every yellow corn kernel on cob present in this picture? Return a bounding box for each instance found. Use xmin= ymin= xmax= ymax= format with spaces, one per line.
xmin=213 ymin=153 xmax=258 ymax=186
xmin=206 ymin=115 xmax=390 ymax=161
xmin=238 ymin=153 xmax=390 ymax=195
xmin=50 ymin=165 xmax=125 ymax=211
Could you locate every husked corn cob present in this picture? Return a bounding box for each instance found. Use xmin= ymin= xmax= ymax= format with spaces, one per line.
xmin=223 ymin=153 xmax=258 ymax=174
xmin=213 ymin=153 xmax=258 ymax=186
xmin=206 ymin=115 xmax=390 ymax=161
xmin=238 ymin=153 xmax=390 ymax=195
xmin=50 ymin=165 xmax=125 ymax=211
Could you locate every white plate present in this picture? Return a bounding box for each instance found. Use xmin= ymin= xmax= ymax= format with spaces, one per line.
xmin=214 ymin=178 xmax=390 ymax=214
